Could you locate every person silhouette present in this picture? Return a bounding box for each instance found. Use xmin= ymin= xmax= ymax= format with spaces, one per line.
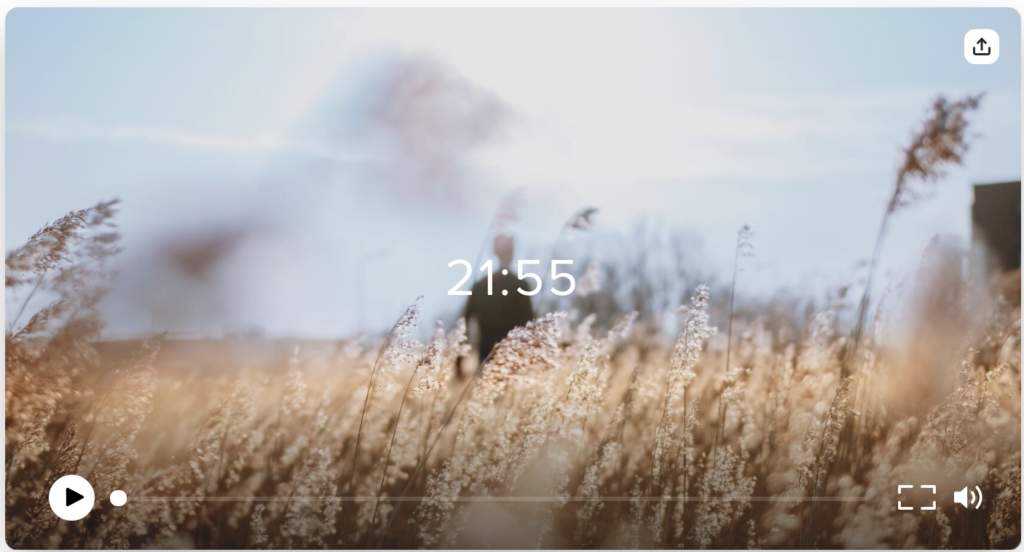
xmin=457 ymin=234 xmax=535 ymax=379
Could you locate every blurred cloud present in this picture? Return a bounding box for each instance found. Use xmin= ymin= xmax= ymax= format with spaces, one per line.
xmin=319 ymin=53 xmax=513 ymax=206
xmin=162 ymin=224 xmax=255 ymax=282
xmin=102 ymin=217 xmax=272 ymax=336
xmin=10 ymin=53 xmax=515 ymax=210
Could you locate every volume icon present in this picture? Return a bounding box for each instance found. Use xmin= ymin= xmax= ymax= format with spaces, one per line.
xmin=953 ymin=486 xmax=983 ymax=509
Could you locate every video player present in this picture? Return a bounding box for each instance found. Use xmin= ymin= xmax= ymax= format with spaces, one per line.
xmin=4 ymin=5 xmax=1021 ymax=550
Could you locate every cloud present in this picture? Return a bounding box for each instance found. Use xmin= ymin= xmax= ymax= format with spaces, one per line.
xmin=11 ymin=86 xmax=1011 ymax=188
xmin=317 ymin=53 xmax=514 ymax=207
xmin=9 ymin=53 xmax=514 ymax=210
xmin=6 ymin=119 xmax=370 ymax=163
xmin=473 ymin=88 xmax=1015 ymax=184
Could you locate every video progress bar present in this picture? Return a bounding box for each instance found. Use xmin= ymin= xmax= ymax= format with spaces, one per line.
xmin=130 ymin=496 xmax=868 ymax=503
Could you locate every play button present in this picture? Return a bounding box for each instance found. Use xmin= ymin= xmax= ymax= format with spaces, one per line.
xmin=49 ymin=475 xmax=95 ymax=521
xmin=66 ymin=488 xmax=84 ymax=507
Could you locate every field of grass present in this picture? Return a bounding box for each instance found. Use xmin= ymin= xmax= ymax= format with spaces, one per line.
xmin=5 ymin=94 xmax=1021 ymax=550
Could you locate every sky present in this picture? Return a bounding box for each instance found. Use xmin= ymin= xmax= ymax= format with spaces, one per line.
xmin=5 ymin=8 xmax=1022 ymax=338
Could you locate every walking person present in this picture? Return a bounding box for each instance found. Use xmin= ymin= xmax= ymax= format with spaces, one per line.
xmin=456 ymin=234 xmax=535 ymax=378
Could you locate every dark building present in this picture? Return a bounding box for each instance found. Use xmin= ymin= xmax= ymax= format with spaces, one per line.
xmin=972 ymin=180 xmax=1021 ymax=272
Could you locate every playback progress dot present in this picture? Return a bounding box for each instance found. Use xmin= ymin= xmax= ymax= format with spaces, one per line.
xmin=110 ymin=490 xmax=127 ymax=507
xmin=502 ymin=269 xmax=508 ymax=275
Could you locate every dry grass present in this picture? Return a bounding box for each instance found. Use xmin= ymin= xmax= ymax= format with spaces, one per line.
xmin=4 ymin=95 xmax=1020 ymax=549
